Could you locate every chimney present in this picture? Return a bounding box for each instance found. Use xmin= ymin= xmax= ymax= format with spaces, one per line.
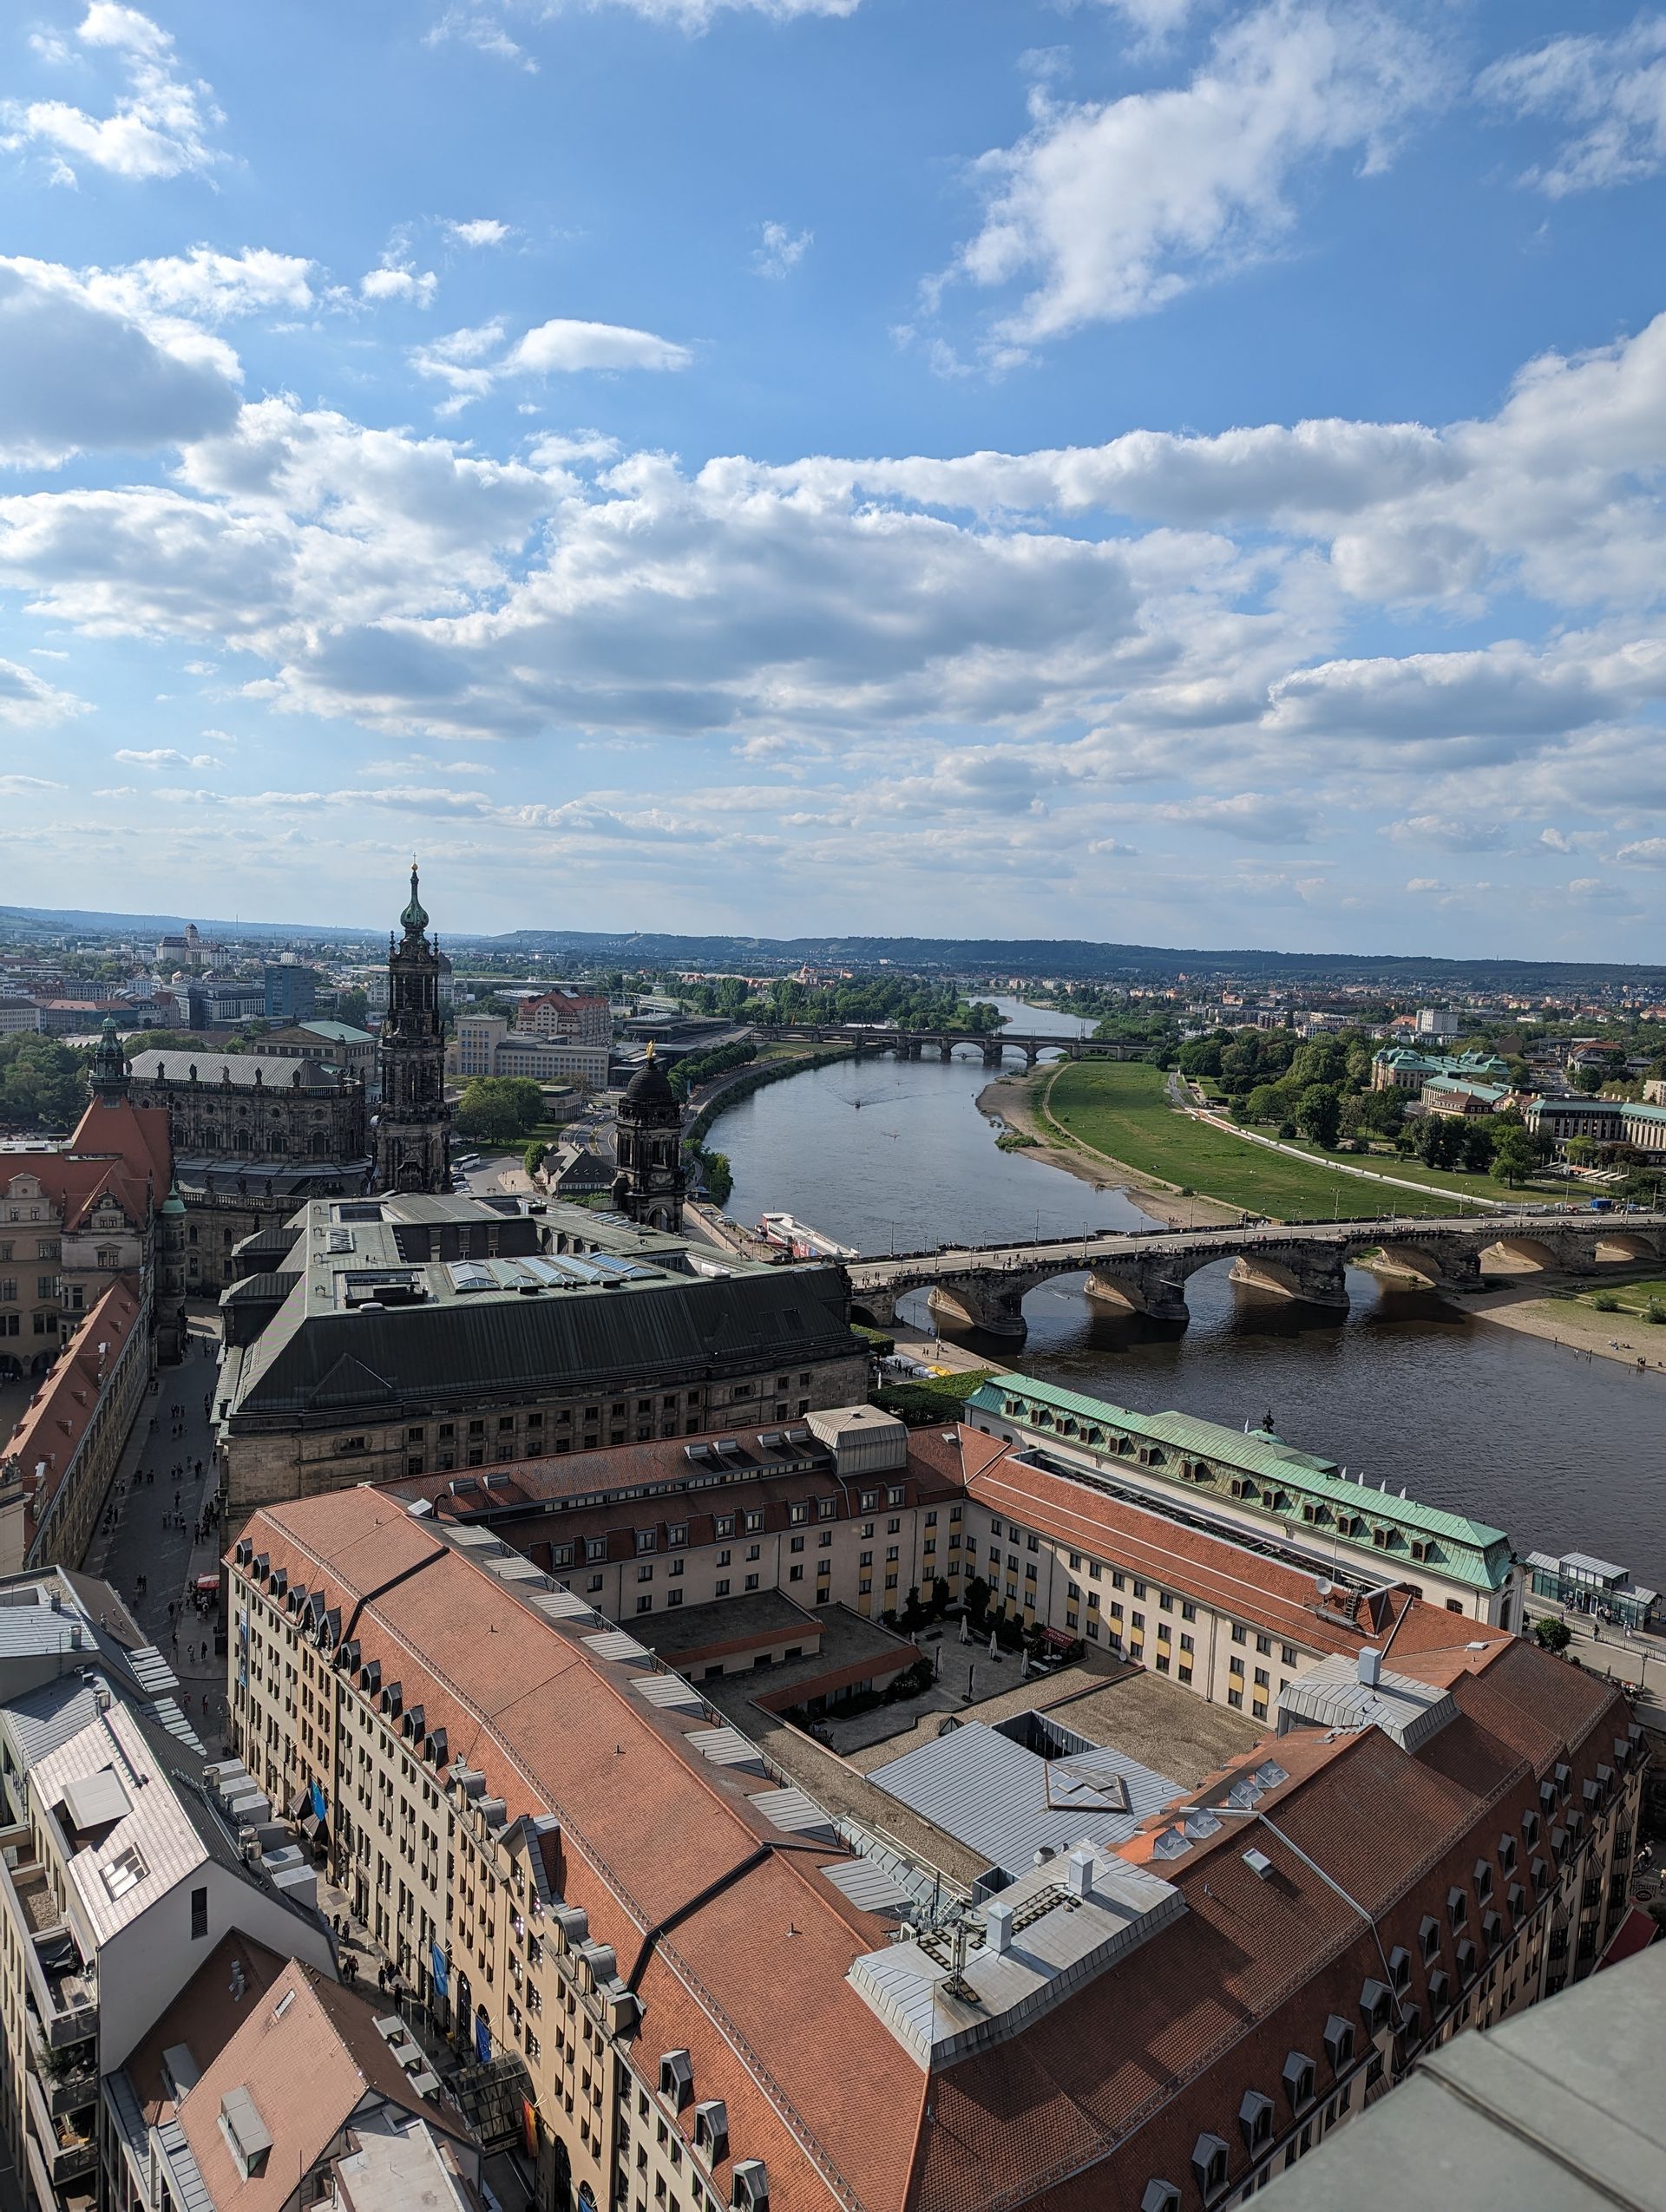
xmin=983 ymin=1900 xmax=1013 ymax=1955
xmin=1066 ymin=1849 xmax=1095 ymax=1899
xmin=1358 ymin=1648 xmax=1382 ymax=1688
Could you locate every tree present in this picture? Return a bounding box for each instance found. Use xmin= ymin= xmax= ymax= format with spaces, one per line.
xmin=1295 ymin=1083 xmax=1342 ymax=1149
xmin=1532 ymin=1616 xmax=1571 ymax=1653
xmin=965 ymin=1574 xmax=991 ymax=1622
xmin=455 ymin=1077 xmax=544 ymax=1143
xmin=1492 ymin=1126 xmax=1538 ymax=1187
xmin=335 ymin=987 xmax=370 ymax=1031
xmin=0 ymin=1036 xmax=88 ymax=1129
xmin=1459 ymin=1119 xmax=1497 ymax=1174
xmin=524 ymin=1140 xmax=548 ymax=1179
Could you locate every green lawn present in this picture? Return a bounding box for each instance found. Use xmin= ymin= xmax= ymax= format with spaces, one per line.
xmin=1259 ymin=1130 xmax=1555 ymax=1207
xmin=1042 ymin=1063 xmax=1508 ymax=1222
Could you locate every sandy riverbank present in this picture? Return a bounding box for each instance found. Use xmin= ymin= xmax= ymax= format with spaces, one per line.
xmin=975 ymin=1070 xmax=1240 ymax=1230
xmin=1465 ymin=1281 xmax=1666 ymax=1375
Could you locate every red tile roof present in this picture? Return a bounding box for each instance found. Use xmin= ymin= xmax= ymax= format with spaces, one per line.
xmin=3 ymin=1275 xmax=145 ymax=1545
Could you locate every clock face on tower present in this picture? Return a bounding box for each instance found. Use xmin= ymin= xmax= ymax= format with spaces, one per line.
xmin=374 ymin=863 xmax=453 ymax=1195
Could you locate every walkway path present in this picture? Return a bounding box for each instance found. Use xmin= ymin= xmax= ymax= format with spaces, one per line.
xmin=1181 ymin=1095 xmax=1515 ymax=1213
xmin=81 ymin=1302 xmax=227 ymax=1752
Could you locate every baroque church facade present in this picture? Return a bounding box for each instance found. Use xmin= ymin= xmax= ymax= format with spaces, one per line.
xmin=373 ymin=865 xmax=453 ymax=1194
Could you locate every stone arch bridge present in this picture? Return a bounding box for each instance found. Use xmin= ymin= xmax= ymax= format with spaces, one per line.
xmin=750 ymin=1024 xmax=1148 ymax=1071
xmin=845 ymin=1211 xmax=1666 ymax=1338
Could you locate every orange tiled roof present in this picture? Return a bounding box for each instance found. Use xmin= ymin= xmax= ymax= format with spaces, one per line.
xmin=3 ymin=1275 xmax=144 ymax=1542
xmin=239 ymin=1488 xmax=924 ymax=2212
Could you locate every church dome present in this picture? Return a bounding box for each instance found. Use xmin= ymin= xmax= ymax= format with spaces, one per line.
xmin=622 ymin=1054 xmax=678 ymax=1109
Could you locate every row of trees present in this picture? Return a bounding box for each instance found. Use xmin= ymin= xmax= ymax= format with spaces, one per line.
xmin=667 ymin=1039 xmax=756 ymax=1098
xmin=680 ymin=973 xmax=1002 ymax=1032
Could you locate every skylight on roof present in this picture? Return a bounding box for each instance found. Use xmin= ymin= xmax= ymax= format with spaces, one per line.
xmin=100 ymin=1844 xmax=148 ymax=1901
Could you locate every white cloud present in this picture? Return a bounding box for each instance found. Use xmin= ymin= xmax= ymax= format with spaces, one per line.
xmin=508 ymin=318 xmax=692 ymax=373
xmin=0 ymin=658 xmax=85 ymax=729
xmin=114 ymin=745 xmax=223 ymax=767
xmin=362 ymin=262 xmax=439 ymax=308
xmin=1479 ymin=17 xmax=1666 ymax=197
xmin=752 ymin=222 xmax=813 ymax=278
xmin=1617 ymin=837 xmax=1666 ymax=868
xmin=942 ymin=1 xmax=1446 ymax=345
xmin=0 ymin=256 xmax=239 ymax=466
xmin=426 ymin=0 xmax=859 ymax=53
xmin=86 ymin=245 xmax=317 ymax=323
xmin=413 ymin=317 xmax=691 ymax=412
xmin=445 ymin=218 xmax=511 ymax=247
xmin=3 ymin=3 xmax=223 ymax=183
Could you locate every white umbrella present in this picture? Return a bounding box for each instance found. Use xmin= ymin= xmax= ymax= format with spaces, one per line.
xmin=958 ymin=1613 xmax=970 ymax=1645
xmin=988 ymin=1630 xmax=999 ymax=1660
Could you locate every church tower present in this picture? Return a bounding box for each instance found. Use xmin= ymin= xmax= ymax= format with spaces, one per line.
xmin=373 ymin=863 xmax=452 ymax=1194
xmin=610 ymin=1046 xmax=686 ymax=1232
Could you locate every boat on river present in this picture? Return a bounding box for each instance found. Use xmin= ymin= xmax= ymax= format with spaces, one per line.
xmin=757 ymin=1211 xmax=859 ymax=1261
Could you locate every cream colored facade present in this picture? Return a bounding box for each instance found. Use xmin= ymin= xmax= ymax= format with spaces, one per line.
xmin=231 ymin=1570 xmax=734 ymax=2212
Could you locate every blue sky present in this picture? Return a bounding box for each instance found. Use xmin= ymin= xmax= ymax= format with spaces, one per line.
xmin=1 ymin=0 xmax=1664 ymax=952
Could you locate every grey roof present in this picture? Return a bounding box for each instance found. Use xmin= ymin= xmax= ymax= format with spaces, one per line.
xmin=1257 ymin=1945 xmax=1666 ymax=2212
xmin=2 ymin=1674 xmax=103 ymax=1765
xmin=130 ymin=1048 xmax=344 ymax=1090
xmin=868 ymin=1719 xmax=1182 ymax=1877
xmin=229 ymin=1260 xmax=858 ymax=1421
xmin=1276 ymin=1654 xmax=1458 ymax=1753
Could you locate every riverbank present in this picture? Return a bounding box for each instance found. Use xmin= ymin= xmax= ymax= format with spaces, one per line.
xmin=1467 ymin=1280 xmax=1666 ymax=1374
xmin=975 ymin=1070 xmax=1238 ymax=1229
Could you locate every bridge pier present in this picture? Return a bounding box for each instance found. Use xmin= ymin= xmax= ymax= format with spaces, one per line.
xmin=849 ymin=1289 xmax=899 ymax=1330
xmin=1023 ymin=1045 xmax=1039 ymax=1071
xmin=982 ymin=1039 xmax=1005 ymax=1069
xmin=939 ymin=1041 xmax=954 ymax=1063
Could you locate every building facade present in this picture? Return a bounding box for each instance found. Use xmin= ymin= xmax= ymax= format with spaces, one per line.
xmin=127 ymin=1049 xmax=366 ymax=1162
xmin=373 ymin=867 xmax=452 ymax=1196
xmin=517 ymin=989 xmax=612 ymax=1045
xmin=213 ymin=1194 xmax=869 ymax=1530
xmin=610 ymin=1053 xmax=685 ymax=1232
xmin=227 ymin=1482 xmax=1644 ymax=2212
xmin=451 ymin=1014 xmax=610 ymax=1091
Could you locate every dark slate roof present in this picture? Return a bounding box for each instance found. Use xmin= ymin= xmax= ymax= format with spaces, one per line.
xmin=231 ymin=1263 xmax=859 ymax=1421
xmin=130 ymin=1048 xmax=344 ymax=1090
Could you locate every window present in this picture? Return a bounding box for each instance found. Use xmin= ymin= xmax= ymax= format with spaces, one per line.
xmin=1322 ymin=2014 xmax=1354 ymax=2071
xmin=1190 ymin=2134 xmax=1228 ymax=2202
xmin=191 ymin=1885 xmax=208 ymax=1940
xmin=1231 ymin=1623 xmax=1246 ymax=1644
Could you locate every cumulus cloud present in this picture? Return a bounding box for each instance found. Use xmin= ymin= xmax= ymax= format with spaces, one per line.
xmin=3 ymin=258 xmax=1666 ymax=924
xmin=445 ymin=218 xmax=511 ymax=247
xmin=942 ymin=1 xmax=1446 ymax=345
xmin=411 ymin=316 xmax=691 ymax=411
xmin=0 ymin=658 xmax=86 ymax=729
xmin=507 ymin=318 xmax=692 ymax=372
xmin=3 ymin=3 xmax=224 ymax=183
xmin=362 ymin=261 xmax=439 ymax=308
xmin=752 ymin=222 xmax=813 ymax=278
xmin=114 ymin=745 xmax=223 ymax=767
xmin=0 ymin=257 xmax=239 ymax=466
xmin=1479 ymin=16 xmax=1666 ymax=197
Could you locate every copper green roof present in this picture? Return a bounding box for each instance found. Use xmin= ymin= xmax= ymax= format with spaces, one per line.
xmin=401 ymin=862 xmax=429 ymax=935
xmin=966 ymin=1374 xmax=1513 ymax=1591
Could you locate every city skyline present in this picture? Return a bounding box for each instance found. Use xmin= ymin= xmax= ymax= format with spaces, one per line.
xmin=2 ymin=0 xmax=1665 ymax=953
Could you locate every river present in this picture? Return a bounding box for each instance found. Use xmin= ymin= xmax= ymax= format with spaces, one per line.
xmin=718 ymin=998 xmax=1666 ymax=1587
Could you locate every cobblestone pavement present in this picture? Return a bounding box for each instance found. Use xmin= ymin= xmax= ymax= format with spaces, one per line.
xmin=82 ymin=1301 xmax=228 ymax=1752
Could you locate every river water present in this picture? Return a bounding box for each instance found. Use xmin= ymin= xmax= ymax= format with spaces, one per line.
xmin=718 ymin=999 xmax=1666 ymax=1587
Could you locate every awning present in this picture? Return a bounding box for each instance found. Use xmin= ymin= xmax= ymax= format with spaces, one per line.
xmin=1040 ymin=1627 xmax=1077 ymax=1652
xmin=193 ymin=1574 xmax=221 ymax=1594
xmin=1599 ymin=1906 xmax=1658 ymax=1970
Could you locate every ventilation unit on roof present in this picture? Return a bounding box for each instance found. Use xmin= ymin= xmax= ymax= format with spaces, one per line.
xmin=1243 ymin=1849 xmax=1274 ymax=1881
xmin=685 ymin=1444 xmax=712 ymax=1463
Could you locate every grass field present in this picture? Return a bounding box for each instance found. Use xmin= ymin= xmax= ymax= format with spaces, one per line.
xmin=1259 ymin=1129 xmax=1557 ymax=1207
xmin=1042 ymin=1063 xmax=1507 ymax=1222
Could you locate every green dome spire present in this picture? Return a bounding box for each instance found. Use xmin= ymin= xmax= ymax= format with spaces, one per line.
xmin=401 ymin=860 xmax=429 ymax=935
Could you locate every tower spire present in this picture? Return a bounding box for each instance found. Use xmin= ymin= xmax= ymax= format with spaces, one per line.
xmin=400 ymin=858 xmax=429 ymax=937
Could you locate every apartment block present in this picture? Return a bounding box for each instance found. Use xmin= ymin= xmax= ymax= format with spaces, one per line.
xmin=0 ymin=1567 xmax=337 ymax=2211
xmin=226 ymin=1482 xmax=1644 ymax=2212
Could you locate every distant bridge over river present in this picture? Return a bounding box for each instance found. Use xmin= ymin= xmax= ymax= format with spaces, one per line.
xmin=750 ymin=1024 xmax=1145 ymax=1070
xmin=845 ymin=1211 xmax=1666 ymax=1338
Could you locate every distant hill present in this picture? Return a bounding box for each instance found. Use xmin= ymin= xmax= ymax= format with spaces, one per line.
xmin=0 ymin=905 xmax=376 ymax=945
xmin=4 ymin=905 xmax=1663 ymax=992
xmin=477 ymin=928 xmax=1666 ymax=993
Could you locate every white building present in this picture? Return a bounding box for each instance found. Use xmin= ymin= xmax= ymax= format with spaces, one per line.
xmin=449 ymin=1013 xmax=610 ymax=1090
